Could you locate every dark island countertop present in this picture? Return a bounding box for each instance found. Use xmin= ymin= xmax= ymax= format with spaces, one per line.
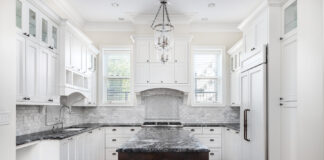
xmin=116 ymin=127 xmax=209 ymax=153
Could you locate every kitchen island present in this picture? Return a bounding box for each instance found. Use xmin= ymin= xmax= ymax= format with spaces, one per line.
xmin=117 ymin=127 xmax=210 ymax=160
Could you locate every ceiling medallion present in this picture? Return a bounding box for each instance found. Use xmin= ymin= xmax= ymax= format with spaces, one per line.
xmin=151 ymin=0 xmax=174 ymax=63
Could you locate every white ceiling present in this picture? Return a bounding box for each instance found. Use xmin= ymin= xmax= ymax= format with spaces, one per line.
xmin=65 ymin=0 xmax=264 ymax=24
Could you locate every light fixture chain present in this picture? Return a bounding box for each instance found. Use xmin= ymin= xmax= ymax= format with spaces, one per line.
xmin=164 ymin=2 xmax=172 ymax=25
xmin=151 ymin=4 xmax=163 ymax=29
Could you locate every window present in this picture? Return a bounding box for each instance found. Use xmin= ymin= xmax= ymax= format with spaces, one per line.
xmin=103 ymin=50 xmax=131 ymax=104
xmin=193 ymin=47 xmax=224 ymax=105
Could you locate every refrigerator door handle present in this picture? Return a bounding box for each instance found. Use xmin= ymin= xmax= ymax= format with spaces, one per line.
xmin=244 ymin=109 xmax=251 ymax=142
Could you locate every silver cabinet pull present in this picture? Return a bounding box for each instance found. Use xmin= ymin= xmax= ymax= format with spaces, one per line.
xmin=244 ymin=109 xmax=251 ymax=142
xmin=112 ymin=128 xmax=116 ymax=131
xmin=210 ymin=139 xmax=214 ymax=142
xmin=112 ymin=153 xmax=117 ymax=156
xmin=112 ymin=139 xmax=117 ymax=142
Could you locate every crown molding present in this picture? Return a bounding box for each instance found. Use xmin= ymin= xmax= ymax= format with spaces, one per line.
xmin=42 ymin=0 xmax=85 ymax=28
xmin=190 ymin=23 xmax=240 ymax=32
xmin=238 ymin=1 xmax=268 ymax=30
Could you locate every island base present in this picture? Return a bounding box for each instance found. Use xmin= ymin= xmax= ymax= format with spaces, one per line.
xmin=118 ymin=152 xmax=209 ymax=160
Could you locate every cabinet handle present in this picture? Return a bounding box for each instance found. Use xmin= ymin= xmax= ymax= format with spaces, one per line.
xmin=210 ymin=153 xmax=214 ymax=156
xmin=146 ymin=60 xmax=150 ymax=63
xmin=280 ymin=103 xmax=283 ymax=106
xmin=130 ymin=129 xmax=135 ymax=131
xmin=251 ymin=47 xmax=256 ymax=51
xmin=210 ymin=139 xmax=214 ymax=142
xmin=280 ymin=37 xmax=284 ymax=40
xmin=112 ymin=128 xmax=116 ymax=131
xmin=227 ymin=128 xmax=230 ymax=131
xmin=244 ymin=109 xmax=251 ymax=142
xmin=209 ymin=129 xmax=214 ymax=132
xmin=48 ymin=99 xmax=53 ymax=102
xmin=23 ymin=97 xmax=31 ymax=101
xmin=112 ymin=153 xmax=117 ymax=156
xmin=280 ymin=97 xmax=283 ymax=100
xmin=147 ymin=80 xmax=150 ymax=83
xmin=112 ymin=139 xmax=117 ymax=142
xmin=190 ymin=129 xmax=195 ymax=132
xmin=23 ymin=32 xmax=30 ymax=37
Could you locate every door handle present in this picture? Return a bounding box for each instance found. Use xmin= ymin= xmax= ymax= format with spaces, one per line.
xmin=244 ymin=109 xmax=251 ymax=142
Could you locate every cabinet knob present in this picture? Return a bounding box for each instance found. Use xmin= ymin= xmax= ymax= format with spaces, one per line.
xmin=210 ymin=153 xmax=214 ymax=156
xmin=23 ymin=32 xmax=30 ymax=37
xmin=23 ymin=97 xmax=31 ymax=101
xmin=130 ymin=129 xmax=135 ymax=131
xmin=161 ymin=81 xmax=163 ymax=83
xmin=280 ymin=97 xmax=283 ymax=100
xmin=48 ymin=99 xmax=53 ymax=102
xmin=147 ymin=80 xmax=150 ymax=83
xmin=190 ymin=129 xmax=195 ymax=132
xmin=280 ymin=103 xmax=283 ymax=106
xmin=112 ymin=153 xmax=117 ymax=156
xmin=146 ymin=60 xmax=150 ymax=63
xmin=280 ymin=37 xmax=284 ymax=40
xmin=210 ymin=139 xmax=214 ymax=142
xmin=251 ymin=47 xmax=256 ymax=51
xmin=112 ymin=128 xmax=117 ymax=131
xmin=112 ymin=139 xmax=117 ymax=142
xmin=210 ymin=129 xmax=214 ymax=132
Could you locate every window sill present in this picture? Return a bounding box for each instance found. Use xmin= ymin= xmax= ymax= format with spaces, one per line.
xmin=98 ymin=103 xmax=135 ymax=107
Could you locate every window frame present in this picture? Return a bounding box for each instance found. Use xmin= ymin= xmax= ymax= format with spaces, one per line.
xmin=191 ymin=46 xmax=227 ymax=107
xmin=99 ymin=46 xmax=134 ymax=106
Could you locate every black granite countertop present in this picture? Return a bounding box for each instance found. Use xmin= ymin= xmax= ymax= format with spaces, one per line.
xmin=116 ymin=127 xmax=209 ymax=153
xmin=16 ymin=122 xmax=239 ymax=146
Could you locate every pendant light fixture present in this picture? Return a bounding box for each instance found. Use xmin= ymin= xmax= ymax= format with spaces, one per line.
xmin=151 ymin=0 xmax=174 ymax=63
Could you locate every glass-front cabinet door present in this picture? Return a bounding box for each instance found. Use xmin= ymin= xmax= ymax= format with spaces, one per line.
xmin=16 ymin=0 xmax=23 ymax=30
xmin=283 ymin=0 xmax=297 ymax=35
xmin=41 ymin=18 xmax=48 ymax=44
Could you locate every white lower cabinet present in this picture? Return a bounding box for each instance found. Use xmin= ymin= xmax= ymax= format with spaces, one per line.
xmin=105 ymin=127 xmax=141 ymax=160
xmin=184 ymin=127 xmax=222 ymax=160
xmin=60 ymin=128 xmax=105 ymax=160
xmin=223 ymin=128 xmax=240 ymax=160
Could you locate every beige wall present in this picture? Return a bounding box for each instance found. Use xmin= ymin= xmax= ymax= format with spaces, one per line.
xmin=0 ymin=0 xmax=16 ymax=160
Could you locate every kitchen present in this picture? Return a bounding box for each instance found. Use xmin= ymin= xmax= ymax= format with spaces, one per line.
xmin=0 ymin=0 xmax=323 ymax=160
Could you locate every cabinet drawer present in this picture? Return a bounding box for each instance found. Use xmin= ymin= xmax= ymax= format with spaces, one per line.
xmin=202 ymin=127 xmax=222 ymax=134
xmin=184 ymin=127 xmax=203 ymax=135
xmin=106 ymin=137 xmax=130 ymax=148
xmin=106 ymin=149 xmax=118 ymax=160
xmin=106 ymin=127 xmax=140 ymax=135
xmin=209 ymin=149 xmax=222 ymax=160
xmin=196 ymin=135 xmax=222 ymax=148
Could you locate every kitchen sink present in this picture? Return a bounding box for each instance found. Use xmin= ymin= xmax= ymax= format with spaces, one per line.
xmin=62 ymin=128 xmax=86 ymax=132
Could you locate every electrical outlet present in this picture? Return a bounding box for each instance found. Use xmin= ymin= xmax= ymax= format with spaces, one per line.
xmin=0 ymin=112 xmax=10 ymax=125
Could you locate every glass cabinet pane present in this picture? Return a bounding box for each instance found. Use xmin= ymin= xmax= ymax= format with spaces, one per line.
xmin=29 ymin=9 xmax=36 ymax=37
xmin=284 ymin=1 xmax=297 ymax=34
xmin=16 ymin=0 xmax=22 ymax=29
xmin=42 ymin=19 xmax=48 ymax=43
xmin=52 ymin=26 xmax=58 ymax=49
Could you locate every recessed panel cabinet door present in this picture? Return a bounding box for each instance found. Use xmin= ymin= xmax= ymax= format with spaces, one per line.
xmin=70 ymin=36 xmax=82 ymax=71
xmin=280 ymin=35 xmax=297 ymax=101
xmin=37 ymin=48 xmax=49 ymax=102
xmin=25 ymin=40 xmax=39 ymax=101
xmin=135 ymin=63 xmax=150 ymax=84
xmin=174 ymin=63 xmax=188 ymax=84
xmin=174 ymin=41 xmax=188 ymax=63
xmin=136 ymin=40 xmax=150 ymax=63
xmin=149 ymin=63 xmax=175 ymax=84
xmin=16 ymin=35 xmax=26 ymax=101
xmin=47 ymin=53 xmax=58 ymax=102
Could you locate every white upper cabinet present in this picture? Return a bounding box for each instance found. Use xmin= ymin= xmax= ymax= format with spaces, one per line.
xmin=228 ymin=39 xmax=243 ymax=106
xmin=133 ymin=36 xmax=191 ymax=92
xmin=283 ymin=0 xmax=297 ymax=35
xmin=24 ymin=40 xmax=38 ymax=102
xmin=70 ymin=35 xmax=82 ymax=71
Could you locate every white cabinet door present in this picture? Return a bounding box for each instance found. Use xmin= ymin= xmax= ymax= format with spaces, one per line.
xmin=255 ymin=17 xmax=268 ymax=49
xmin=37 ymin=48 xmax=49 ymax=102
xmin=60 ymin=140 xmax=69 ymax=160
xmin=25 ymin=39 xmax=39 ymax=101
xmin=75 ymin=134 xmax=86 ymax=160
xmin=240 ymin=64 xmax=267 ymax=160
xmin=245 ymin=26 xmax=255 ymax=53
xmin=81 ymin=46 xmax=88 ymax=74
xmin=24 ymin=2 xmax=39 ymax=43
xmin=136 ymin=40 xmax=150 ymax=63
xmin=135 ymin=63 xmax=150 ymax=84
xmin=149 ymin=63 xmax=174 ymax=84
xmin=65 ymin=32 xmax=72 ymax=68
xmin=230 ymin=71 xmax=241 ymax=106
xmin=174 ymin=41 xmax=188 ymax=63
xmin=280 ymin=104 xmax=297 ymax=160
xmin=47 ymin=53 xmax=58 ymax=103
xmin=70 ymin=36 xmax=82 ymax=71
xmin=280 ymin=34 xmax=297 ymax=102
xmin=16 ymin=35 xmax=26 ymax=102
xmin=174 ymin=63 xmax=188 ymax=84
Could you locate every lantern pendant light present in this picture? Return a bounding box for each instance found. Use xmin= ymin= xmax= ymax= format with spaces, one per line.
xmin=151 ymin=0 xmax=174 ymax=63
